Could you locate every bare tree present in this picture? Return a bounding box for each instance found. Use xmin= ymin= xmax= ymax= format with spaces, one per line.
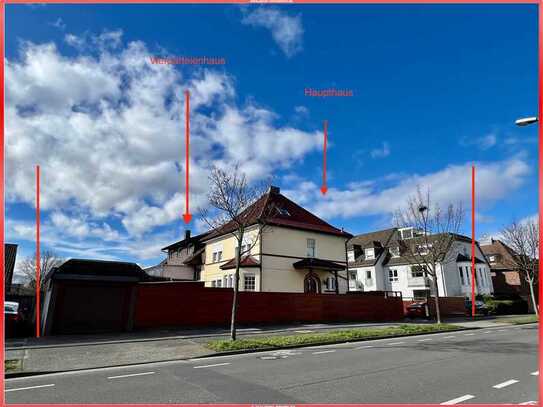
xmin=394 ymin=187 xmax=465 ymax=324
xmin=18 ymin=250 xmax=64 ymax=291
xmin=200 ymin=164 xmax=273 ymax=340
xmin=501 ymin=219 xmax=539 ymax=316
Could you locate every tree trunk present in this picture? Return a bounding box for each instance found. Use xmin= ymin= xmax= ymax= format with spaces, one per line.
xmin=230 ymin=234 xmax=243 ymax=341
xmin=528 ymin=279 xmax=539 ymax=316
xmin=432 ymin=274 xmax=442 ymax=324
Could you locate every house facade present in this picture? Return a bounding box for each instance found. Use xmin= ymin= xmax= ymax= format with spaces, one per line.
xmin=347 ymin=228 xmax=494 ymax=300
xmin=200 ymin=186 xmax=352 ymax=293
xmin=480 ymin=238 xmax=538 ymax=309
xmin=146 ymin=230 xmax=207 ymax=281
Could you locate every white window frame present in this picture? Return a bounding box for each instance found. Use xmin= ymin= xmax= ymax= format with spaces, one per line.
xmin=244 ymin=274 xmax=256 ymax=291
xmin=307 ymin=238 xmax=316 ymax=258
xmin=365 ymin=248 xmax=375 ymax=260
xmin=347 ymin=250 xmax=355 ymax=262
xmin=458 ymin=266 xmax=465 ymax=285
xmin=388 ymin=269 xmax=399 ymax=282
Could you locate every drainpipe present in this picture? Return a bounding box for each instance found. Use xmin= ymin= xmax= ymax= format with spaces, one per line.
xmin=344 ymin=239 xmax=350 ymax=294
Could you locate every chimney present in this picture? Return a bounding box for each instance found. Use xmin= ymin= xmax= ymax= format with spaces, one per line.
xmin=185 ymin=230 xmax=191 ymax=240
xmin=269 ymin=186 xmax=280 ymax=194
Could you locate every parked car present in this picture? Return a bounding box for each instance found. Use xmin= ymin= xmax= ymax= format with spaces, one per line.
xmin=464 ymin=299 xmax=490 ymax=316
xmin=5 ymin=301 xmax=22 ymax=337
xmin=406 ymin=301 xmax=430 ymax=319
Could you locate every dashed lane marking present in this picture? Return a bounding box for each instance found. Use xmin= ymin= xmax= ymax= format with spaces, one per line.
xmin=464 ymin=333 xmax=475 ymax=336
xmin=418 ymin=338 xmax=432 ymax=342
xmin=355 ymin=345 xmax=374 ymax=349
xmin=531 ymin=371 xmax=539 ymax=376
xmin=440 ymin=394 xmax=475 ymax=405
xmin=5 ymin=384 xmax=55 ymax=393
xmin=443 ymin=336 xmax=456 ymax=339
xmin=193 ymin=363 xmax=231 ymax=369
xmin=493 ymin=379 xmax=519 ymax=389
xmin=107 ymin=372 xmax=155 ymax=379
xmin=387 ymin=342 xmax=405 ymax=345
xmin=312 ymin=350 xmax=336 ymax=355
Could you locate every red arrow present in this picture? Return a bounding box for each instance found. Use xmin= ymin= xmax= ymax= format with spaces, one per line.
xmin=183 ymin=90 xmax=192 ymax=224
xmin=320 ymin=120 xmax=328 ymax=195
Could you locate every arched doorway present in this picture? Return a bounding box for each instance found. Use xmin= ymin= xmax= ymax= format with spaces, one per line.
xmin=304 ymin=273 xmax=321 ymax=294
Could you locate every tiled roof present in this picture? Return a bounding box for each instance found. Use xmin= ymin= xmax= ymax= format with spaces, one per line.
xmin=162 ymin=231 xmax=210 ymax=252
xmin=220 ymin=256 xmax=260 ymax=270
xmin=204 ymin=187 xmax=352 ymax=241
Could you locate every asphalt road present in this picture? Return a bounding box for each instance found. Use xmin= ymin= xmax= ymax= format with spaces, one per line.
xmin=5 ymin=324 xmax=538 ymax=404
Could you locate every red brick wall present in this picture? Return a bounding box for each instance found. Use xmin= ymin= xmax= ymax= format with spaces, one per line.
xmin=134 ymin=282 xmax=405 ymax=329
xmin=403 ymin=296 xmax=466 ymax=317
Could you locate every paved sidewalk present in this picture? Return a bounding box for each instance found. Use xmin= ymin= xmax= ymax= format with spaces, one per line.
xmin=5 ymin=316 xmax=535 ymax=376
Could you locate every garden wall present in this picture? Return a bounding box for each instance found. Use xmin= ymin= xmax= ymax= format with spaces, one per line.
xmin=134 ymin=282 xmax=405 ymax=329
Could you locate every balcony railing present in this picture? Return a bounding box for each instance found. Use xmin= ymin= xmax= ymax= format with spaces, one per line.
xmin=407 ymin=276 xmax=431 ymax=287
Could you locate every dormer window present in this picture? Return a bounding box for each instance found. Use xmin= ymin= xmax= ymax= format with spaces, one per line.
xmin=400 ymin=228 xmax=414 ymax=240
xmin=347 ymin=250 xmax=355 ymax=262
xmin=365 ymin=248 xmax=375 ymax=260
xmin=390 ymin=246 xmax=400 ymax=257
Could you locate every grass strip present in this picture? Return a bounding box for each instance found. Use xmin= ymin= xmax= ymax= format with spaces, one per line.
xmin=502 ymin=315 xmax=539 ymax=325
xmin=207 ymin=323 xmax=460 ymax=352
xmin=5 ymin=359 xmax=22 ymax=372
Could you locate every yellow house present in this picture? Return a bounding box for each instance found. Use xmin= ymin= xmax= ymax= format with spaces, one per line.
xmin=200 ymin=186 xmax=352 ymax=293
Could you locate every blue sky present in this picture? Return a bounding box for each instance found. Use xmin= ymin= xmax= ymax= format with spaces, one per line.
xmin=5 ymin=4 xmax=538 ymax=276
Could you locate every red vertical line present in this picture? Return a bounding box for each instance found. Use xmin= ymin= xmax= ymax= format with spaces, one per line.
xmin=323 ymin=120 xmax=327 ymax=187
xmin=471 ymin=165 xmax=476 ymax=318
xmin=36 ymin=165 xmax=41 ymax=338
xmin=185 ymin=90 xmax=190 ymax=217
xmin=538 ymin=1 xmax=543 ymax=395
xmin=0 ymin=3 xmax=5 ymax=403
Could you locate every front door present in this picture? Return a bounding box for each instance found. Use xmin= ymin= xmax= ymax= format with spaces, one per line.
xmin=304 ymin=274 xmax=321 ymax=294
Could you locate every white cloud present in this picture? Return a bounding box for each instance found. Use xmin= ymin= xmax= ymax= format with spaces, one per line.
xmin=460 ymin=133 xmax=497 ymax=150
xmin=283 ymin=157 xmax=531 ymax=222
xmin=49 ymin=18 xmax=66 ymax=30
xmin=241 ymin=8 xmax=303 ymax=58
xmin=6 ymin=31 xmax=322 ymax=247
xmin=370 ymin=142 xmax=391 ymax=158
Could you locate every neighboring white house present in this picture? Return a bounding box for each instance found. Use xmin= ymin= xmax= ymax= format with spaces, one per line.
xmin=347 ymin=227 xmax=494 ymax=300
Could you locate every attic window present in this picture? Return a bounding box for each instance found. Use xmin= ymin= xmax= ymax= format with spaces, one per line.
xmin=277 ymin=207 xmax=291 ymax=216
xmin=365 ymin=248 xmax=375 ymax=260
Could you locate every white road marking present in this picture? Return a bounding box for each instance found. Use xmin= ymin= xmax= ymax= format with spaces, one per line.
xmin=387 ymin=342 xmax=405 ymax=345
xmin=497 ymin=329 xmax=507 ymax=332
xmin=5 ymin=384 xmax=55 ymax=393
xmin=519 ymin=401 xmax=537 ymax=405
xmin=484 ymin=331 xmax=492 ymax=334
xmin=493 ymin=379 xmax=519 ymax=389
xmin=443 ymin=336 xmax=456 ymax=339
xmin=294 ymin=330 xmax=314 ymax=333
xmin=531 ymin=371 xmax=539 ymax=376
xmin=440 ymin=394 xmax=475 ymax=405
xmin=418 ymin=338 xmax=432 ymax=342
xmin=107 ymin=371 xmax=155 ymax=379
xmin=312 ymin=350 xmax=336 ymax=355
xmin=355 ymin=345 xmax=374 ymax=350
xmin=193 ymin=363 xmax=231 ymax=369
xmin=464 ymin=333 xmax=475 ymax=336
